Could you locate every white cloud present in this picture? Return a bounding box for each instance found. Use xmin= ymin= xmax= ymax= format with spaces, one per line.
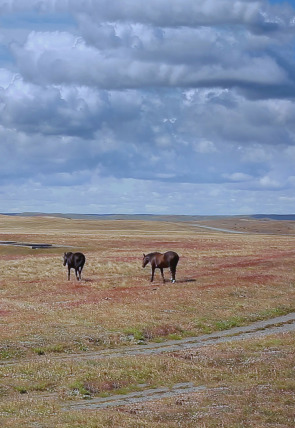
xmin=10 ymin=22 xmax=290 ymax=92
xmin=194 ymin=140 xmax=217 ymax=154
xmin=0 ymin=68 xmax=15 ymax=88
xmin=0 ymin=0 xmax=295 ymax=214
xmin=259 ymin=175 xmax=282 ymax=189
xmin=223 ymin=172 xmax=252 ymax=182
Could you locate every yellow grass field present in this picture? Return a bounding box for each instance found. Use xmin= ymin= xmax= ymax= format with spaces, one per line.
xmin=0 ymin=214 xmax=295 ymax=427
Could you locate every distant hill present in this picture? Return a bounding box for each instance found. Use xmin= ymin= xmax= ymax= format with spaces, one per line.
xmin=1 ymin=212 xmax=228 ymax=222
xmin=251 ymin=214 xmax=295 ymax=221
xmin=2 ymin=212 xmax=295 ymax=221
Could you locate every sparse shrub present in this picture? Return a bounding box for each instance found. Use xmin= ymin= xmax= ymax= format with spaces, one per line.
xmin=15 ymin=386 xmax=27 ymax=394
xmin=69 ymin=380 xmax=90 ymax=397
xmin=123 ymin=327 xmax=145 ymax=342
xmin=46 ymin=344 xmax=66 ymax=353
xmin=33 ymin=348 xmax=45 ymax=355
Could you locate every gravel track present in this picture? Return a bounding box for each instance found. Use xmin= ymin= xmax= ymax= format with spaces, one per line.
xmin=1 ymin=313 xmax=294 ymax=410
xmin=8 ymin=312 xmax=291 ymax=411
xmin=2 ymin=313 xmax=295 ymax=369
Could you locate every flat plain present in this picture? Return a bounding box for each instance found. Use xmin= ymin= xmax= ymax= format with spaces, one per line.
xmin=0 ymin=214 xmax=295 ymax=427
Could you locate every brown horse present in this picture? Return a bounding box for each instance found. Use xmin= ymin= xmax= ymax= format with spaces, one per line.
xmin=142 ymin=251 xmax=179 ymax=283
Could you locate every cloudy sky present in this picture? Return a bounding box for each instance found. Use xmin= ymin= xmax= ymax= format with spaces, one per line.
xmin=1 ymin=0 xmax=295 ymax=215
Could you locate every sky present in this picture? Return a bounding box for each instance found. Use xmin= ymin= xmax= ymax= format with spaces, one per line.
xmin=1 ymin=0 xmax=295 ymax=215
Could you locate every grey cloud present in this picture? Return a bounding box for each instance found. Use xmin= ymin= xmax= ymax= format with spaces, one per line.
xmin=6 ymin=12 xmax=292 ymax=104
xmin=11 ymin=29 xmax=290 ymax=97
xmin=1 ymin=0 xmax=295 ymax=215
xmin=4 ymin=0 xmax=294 ymax=33
xmin=1 ymin=82 xmax=294 ymax=185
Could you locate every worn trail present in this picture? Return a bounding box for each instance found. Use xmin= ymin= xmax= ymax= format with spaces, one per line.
xmin=2 ymin=313 xmax=295 ymax=368
xmin=2 ymin=313 xmax=295 ymax=411
xmin=60 ymin=312 xmax=295 ymax=411
xmin=64 ymin=383 xmax=207 ymax=411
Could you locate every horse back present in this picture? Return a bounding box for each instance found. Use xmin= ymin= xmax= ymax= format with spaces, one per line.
xmin=73 ymin=252 xmax=86 ymax=267
xmin=66 ymin=252 xmax=85 ymax=268
xmin=148 ymin=252 xmax=164 ymax=267
xmin=146 ymin=251 xmax=179 ymax=268
xmin=164 ymin=251 xmax=179 ymax=265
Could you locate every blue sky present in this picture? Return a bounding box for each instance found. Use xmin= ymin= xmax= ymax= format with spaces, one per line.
xmin=1 ymin=0 xmax=295 ymax=215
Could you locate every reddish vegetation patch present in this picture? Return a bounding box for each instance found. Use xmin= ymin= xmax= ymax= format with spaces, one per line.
xmin=52 ymin=282 xmax=153 ymax=308
xmin=62 ymin=282 xmax=93 ymax=292
xmin=0 ymin=255 xmax=29 ymax=260
xmin=199 ymin=274 xmax=278 ymax=289
xmin=214 ymin=259 xmax=273 ymax=270
xmin=182 ymin=242 xmax=241 ymax=251
xmin=204 ymin=250 xmax=295 ymax=271
xmin=56 ymin=298 xmax=100 ymax=308
xmin=142 ymin=242 xmax=180 ymax=250
xmin=99 ymin=284 xmax=152 ymax=300
xmin=105 ymin=256 xmax=141 ymax=262
xmin=0 ymin=310 xmax=12 ymax=317
xmin=25 ymin=280 xmax=43 ymax=284
xmin=199 ymin=283 xmax=230 ymax=290
xmin=237 ymin=274 xmax=277 ymax=284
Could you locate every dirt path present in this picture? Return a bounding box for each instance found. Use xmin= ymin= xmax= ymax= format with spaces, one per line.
xmin=60 ymin=313 xmax=295 ymax=411
xmin=64 ymin=383 xmax=207 ymax=410
xmin=60 ymin=312 xmax=295 ymax=411
xmin=3 ymin=313 xmax=295 ymax=369
xmin=3 ymin=313 xmax=294 ymax=411
xmin=193 ymin=223 xmax=246 ymax=234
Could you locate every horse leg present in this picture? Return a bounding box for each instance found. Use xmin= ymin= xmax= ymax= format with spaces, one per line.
xmin=68 ymin=267 xmax=71 ymax=280
xmin=75 ymin=268 xmax=79 ymax=281
xmin=79 ymin=267 xmax=82 ymax=280
xmin=170 ymin=267 xmax=176 ymax=283
xmin=151 ymin=266 xmax=155 ymax=282
xmin=160 ymin=267 xmax=165 ymax=283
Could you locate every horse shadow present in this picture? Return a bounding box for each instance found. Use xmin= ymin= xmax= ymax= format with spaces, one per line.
xmin=176 ymin=278 xmax=197 ymax=284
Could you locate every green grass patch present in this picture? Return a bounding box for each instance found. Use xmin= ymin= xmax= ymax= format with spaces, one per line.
xmin=214 ymin=316 xmax=246 ymax=331
xmin=69 ymin=380 xmax=91 ymax=397
xmin=14 ymin=386 xmax=27 ymax=394
xmin=202 ymin=306 xmax=294 ymax=334
xmin=123 ymin=327 xmax=145 ymax=342
xmin=0 ymin=346 xmax=23 ymax=361
xmin=33 ymin=348 xmax=45 ymax=355
xmin=251 ymin=306 xmax=294 ymax=320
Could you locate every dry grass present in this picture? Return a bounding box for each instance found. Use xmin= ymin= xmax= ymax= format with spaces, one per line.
xmin=0 ymin=214 xmax=295 ymax=426
xmin=196 ymin=216 xmax=295 ymax=235
xmin=1 ymin=216 xmax=294 ymax=355
xmin=1 ymin=332 xmax=294 ymax=427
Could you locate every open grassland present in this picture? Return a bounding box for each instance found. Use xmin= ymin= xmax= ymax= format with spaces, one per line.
xmin=196 ymin=216 xmax=295 ymax=235
xmin=0 ymin=214 xmax=295 ymax=426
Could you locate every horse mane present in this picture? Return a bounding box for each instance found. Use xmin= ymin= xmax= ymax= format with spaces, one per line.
xmin=145 ymin=252 xmax=161 ymax=259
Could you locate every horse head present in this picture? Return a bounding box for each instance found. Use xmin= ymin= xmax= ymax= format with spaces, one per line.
xmin=63 ymin=252 xmax=72 ymax=266
xmin=142 ymin=253 xmax=150 ymax=268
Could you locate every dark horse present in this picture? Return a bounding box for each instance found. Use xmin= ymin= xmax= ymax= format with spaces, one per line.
xmin=63 ymin=252 xmax=86 ymax=281
xmin=142 ymin=251 xmax=179 ymax=283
